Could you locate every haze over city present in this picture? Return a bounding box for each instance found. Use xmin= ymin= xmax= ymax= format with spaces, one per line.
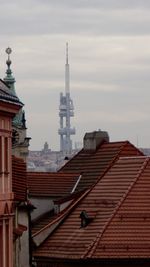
xmin=1 ymin=0 xmax=150 ymax=150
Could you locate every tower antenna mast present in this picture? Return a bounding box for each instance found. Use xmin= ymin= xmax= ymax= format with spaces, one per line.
xmin=58 ymin=43 xmax=75 ymax=155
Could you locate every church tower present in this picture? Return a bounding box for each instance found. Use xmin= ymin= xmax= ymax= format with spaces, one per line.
xmin=4 ymin=47 xmax=30 ymax=162
xmin=58 ymin=43 xmax=75 ymax=155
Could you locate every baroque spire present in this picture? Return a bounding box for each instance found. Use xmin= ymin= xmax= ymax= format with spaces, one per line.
xmin=4 ymin=47 xmax=16 ymax=96
xmin=3 ymin=47 xmax=24 ymax=127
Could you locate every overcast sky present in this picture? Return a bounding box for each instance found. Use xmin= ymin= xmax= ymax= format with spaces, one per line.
xmin=1 ymin=0 xmax=150 ymax=150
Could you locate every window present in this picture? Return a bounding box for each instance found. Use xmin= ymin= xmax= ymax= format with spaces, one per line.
xmin=4 ymin=138 xmax=8 ymax=173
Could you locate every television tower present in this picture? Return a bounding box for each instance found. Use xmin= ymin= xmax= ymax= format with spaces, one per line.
xmin=58 ymin=43 xmax=75 ymax=155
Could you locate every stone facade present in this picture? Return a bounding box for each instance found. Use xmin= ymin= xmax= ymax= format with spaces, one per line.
xmin=0 ymin=79 xmax=22 ymax=267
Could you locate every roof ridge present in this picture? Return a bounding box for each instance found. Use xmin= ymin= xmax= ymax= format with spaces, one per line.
xmin=123 ymin=140 xmax=144 ymax=156
xmin=103 ymin=140 xmax=128 ymax=145
xmin=83 ymin=157 xmax=150 ymax=258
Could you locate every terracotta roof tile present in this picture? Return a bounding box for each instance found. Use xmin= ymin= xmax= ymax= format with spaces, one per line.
xmin=33 ymin=156 xmax=150 ymax=260
xmin=60 ymin=141 xmax=143 ymax=192
xmin=12 ymin=156 xmax=27 ymax=201
xmin=32 ymin=189 xmax=89 ymax=245
xmin=92 ymin=157 xmax=150 ymax=258
xmin=27 ymin=172 xmax=80 ymax=197
xmin=32 ymin=191 xmax=85 ymax=237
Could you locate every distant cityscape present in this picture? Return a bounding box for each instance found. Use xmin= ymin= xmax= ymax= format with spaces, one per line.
xmin=27 ymin=143 xmax=150 ymax=172
xmin=27 ymin=141 xmax=81 ymax=172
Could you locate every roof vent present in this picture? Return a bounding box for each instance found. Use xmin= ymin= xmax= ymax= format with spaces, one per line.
xmin=80 ymin=210 xmax=95 ymax=228
xmin=83 ymin=130 xmax=109 ymax=151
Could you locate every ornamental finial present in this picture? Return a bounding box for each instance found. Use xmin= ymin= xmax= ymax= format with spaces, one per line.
xmin=6 ymin=47 xmax=12 ymax=55
xmin=5 ymin=47 xmax=12 ymax=69
xmin=4 ymin=47 xmax=16 ymax=95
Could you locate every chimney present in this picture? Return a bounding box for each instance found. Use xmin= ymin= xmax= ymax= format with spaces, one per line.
xmin=83 ymin=130 xmax=109 ymax=151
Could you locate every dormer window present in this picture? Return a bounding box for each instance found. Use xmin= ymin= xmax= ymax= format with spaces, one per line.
xmin=80 ymin=210 xmax=94 ymax=228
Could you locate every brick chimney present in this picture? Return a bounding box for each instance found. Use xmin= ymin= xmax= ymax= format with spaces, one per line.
xmin=83 ymin=130 xmax=109 ymax=151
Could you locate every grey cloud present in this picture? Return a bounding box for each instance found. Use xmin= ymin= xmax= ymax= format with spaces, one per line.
xmin=1 ymin=1 xmax=150 ymax=149
xmin=1 ymin=1 xmax=150 ymax=36
xmin=33 ymin=0 xmax=150 ymax=9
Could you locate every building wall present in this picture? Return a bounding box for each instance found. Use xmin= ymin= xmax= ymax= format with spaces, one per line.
xmin=0 ymin=114 xmax=14 ymax=267
xmin=14 ymin=209 xmax=29 ymax=267
xmin=30 ymin=197 xmax=54 ymax=221
xmin=12 ymin=127 xmax=29 ymax=162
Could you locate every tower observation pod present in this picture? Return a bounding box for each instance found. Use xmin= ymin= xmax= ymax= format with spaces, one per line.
xmin=58 ymin=43 xmax=76 ymax=155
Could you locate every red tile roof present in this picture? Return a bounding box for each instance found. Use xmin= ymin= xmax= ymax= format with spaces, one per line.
xmin=59 ymin=141 xmax=143 ymax=192
xmin=32 ymin=190 xmax=89 ymax=246
xmin=27 ymin=172 xmax=80 ymax=197
xmin=33 ymin=156 xmax=150 ymax=260
xmin=32 ymin=191 xmax=84 ymax=238
xmin=0 ymin=79 xmax=23 ymax=107
xmin=91 ymin=156 xmax=150 ymax=259
xmin=12 ymin=156 xmax=27 ymax=201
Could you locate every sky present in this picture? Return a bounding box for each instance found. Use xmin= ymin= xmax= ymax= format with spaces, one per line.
xmin=1 ymin=0 xmax=150 ymax=150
